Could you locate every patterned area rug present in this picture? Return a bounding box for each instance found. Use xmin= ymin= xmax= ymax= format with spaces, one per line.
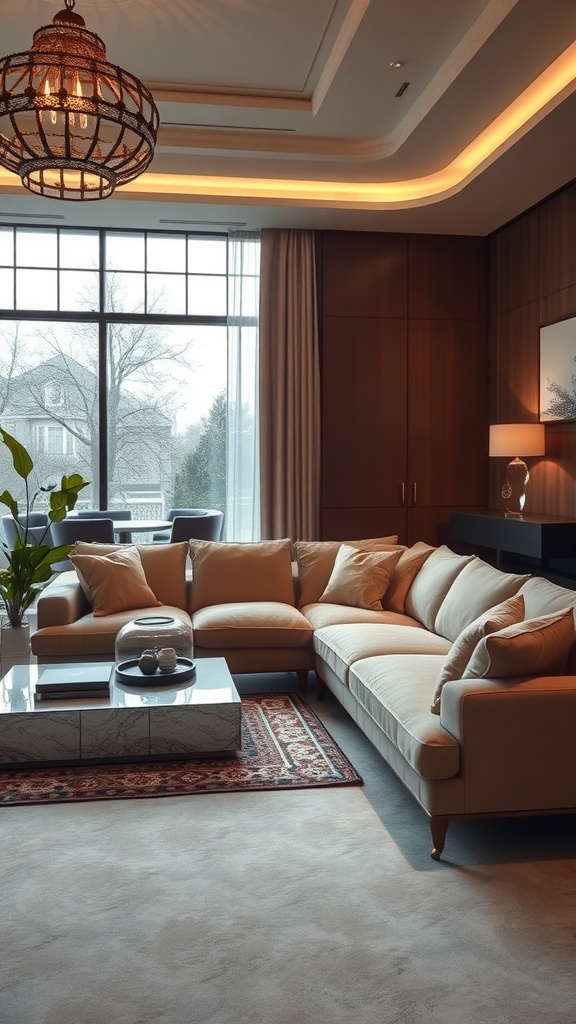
xmin=0 ymin=693 xmax=362 ymax=805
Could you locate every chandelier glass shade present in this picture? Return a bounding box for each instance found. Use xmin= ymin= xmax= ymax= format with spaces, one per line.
xmin=0 ymin=0 xmax=159 ymax=201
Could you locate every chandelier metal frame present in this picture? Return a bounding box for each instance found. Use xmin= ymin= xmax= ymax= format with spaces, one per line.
xmin=0 ymin=0 xmax=159 ymax=201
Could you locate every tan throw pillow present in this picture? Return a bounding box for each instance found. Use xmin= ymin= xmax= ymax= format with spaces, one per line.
xmin=383 ymin=541 xmax=435 ymax=614
xmin=71 ymin=540 xmax=189 ymax=609
xmin=294 ymin=536 xmax=400 ymax=607
xmin=431 ymin=594 xmax=525 ymax=714
xmin=69 ymin=546 xmax=162 ymax=617
xmin=318 ymin=544 xmax=403 ymax=611
xmin=189 ymin=538 xmax=295 ymax=612
xmin=463 ymin=607 xmax=575 ymax=680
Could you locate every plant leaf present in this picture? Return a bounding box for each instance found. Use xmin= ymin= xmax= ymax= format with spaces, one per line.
xmin=0 ymin=428 xmax=33 ymax=479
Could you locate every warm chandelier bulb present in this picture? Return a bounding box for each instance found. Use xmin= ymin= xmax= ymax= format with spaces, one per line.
xmin=0 ymin=0 xmax=159 ymax=201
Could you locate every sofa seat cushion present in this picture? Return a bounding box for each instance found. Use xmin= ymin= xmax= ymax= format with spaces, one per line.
xmin=349 ymin=654 xmax=460 ymax=780
xmin=314 ymin=623 xmax=451 ymax=688
xmin=302 ymin=603 xmax=422 ymax=630
xmin=192 ymin=602 xmax=314 ymax=649
xmin=31 ymin=606 xmax=191 ymax=659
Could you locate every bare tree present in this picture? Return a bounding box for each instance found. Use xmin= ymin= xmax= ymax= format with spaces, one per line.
xmin=3 ymin=275 xmax=198 ymax=506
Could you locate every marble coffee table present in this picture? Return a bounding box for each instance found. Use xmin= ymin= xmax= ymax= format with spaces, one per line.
xmin=0 ymin=658 xmax=242 ymax=767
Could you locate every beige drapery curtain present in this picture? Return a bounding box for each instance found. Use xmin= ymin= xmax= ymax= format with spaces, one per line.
xmin=259 ymin=229 xmax=320 ymax=540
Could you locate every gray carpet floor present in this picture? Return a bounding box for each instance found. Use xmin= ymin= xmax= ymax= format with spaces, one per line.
xmin=2 ymin=673 xmax=576 ymax=1024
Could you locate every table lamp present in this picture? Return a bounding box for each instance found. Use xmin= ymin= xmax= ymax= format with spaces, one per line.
xmin=489 ymin=423 xmax=545 ymax=517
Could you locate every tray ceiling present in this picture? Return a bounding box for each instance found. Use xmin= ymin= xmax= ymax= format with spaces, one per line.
xmin=1 ymin=0 xmax=576 ymax=234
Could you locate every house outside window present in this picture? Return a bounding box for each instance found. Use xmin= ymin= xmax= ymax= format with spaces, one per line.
xmin=34 ymin=422 xmax=76 ymax=456
xmin=0 ymin=225 xmax=260 ymax=539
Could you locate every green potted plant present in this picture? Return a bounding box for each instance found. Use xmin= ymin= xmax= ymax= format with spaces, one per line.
xmin=0 ymin=428 xmax=90 ymax=637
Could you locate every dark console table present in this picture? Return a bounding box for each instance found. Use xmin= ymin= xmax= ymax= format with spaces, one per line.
xmin=450 ymin=511 xmax=576 ymax=582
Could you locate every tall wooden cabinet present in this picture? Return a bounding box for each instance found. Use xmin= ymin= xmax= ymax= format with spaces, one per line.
xmin=320 ymin=231 xmax=490 ymax=546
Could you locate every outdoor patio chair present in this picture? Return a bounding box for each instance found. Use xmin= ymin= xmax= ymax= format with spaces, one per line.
xmin=169 ymin=510 xmax=224 ymax=543
xmin=50 ymin=517 xmax=115 ymax=571
xmin=1 ymin=512 xmax=52 ymax=550
xmin=152 ymin=508 xmax=210 ymax=543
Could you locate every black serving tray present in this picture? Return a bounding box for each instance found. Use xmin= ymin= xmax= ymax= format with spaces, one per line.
xmin=115 ymin=657 xmax=196 ymax=686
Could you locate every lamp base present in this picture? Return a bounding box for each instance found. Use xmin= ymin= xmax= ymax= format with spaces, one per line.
xmin=501 ymin=457 xmax=529 ymax=516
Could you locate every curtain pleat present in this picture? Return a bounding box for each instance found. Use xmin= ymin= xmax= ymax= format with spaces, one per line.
xmin=226 ymin=231 xmax=261 ymax=541
xmin=259 ymin=229 xmax=320 ymax=540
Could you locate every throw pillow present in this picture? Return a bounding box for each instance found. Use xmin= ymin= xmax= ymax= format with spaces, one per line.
xmin=430 ymin=594 xmax=525 ymax=714
xmin=318 ymin=544 xmax=403 ymax=611
xmin=383 ymin=541 xmax=435 ymax=614
xmin=294 ymin=536 xmax=401 ymax=607
xmin=69 ymin=546 xmax=162 ymax=617
xmin=189 ymin=538 xmax=295 ymax=612
xmin=71 ymin=540 xmax=189 ymax=609
xmin=463 ymin=607 xmax=576 ymax=679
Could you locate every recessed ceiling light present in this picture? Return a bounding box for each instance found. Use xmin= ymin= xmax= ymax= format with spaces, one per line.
xmin=390 ymin=61 xmax=404 ymax=69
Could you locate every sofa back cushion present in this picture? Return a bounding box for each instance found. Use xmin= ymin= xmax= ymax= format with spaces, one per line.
xmin=434 ymin=559 xmax=530 ymax=642
xmin=294 ymin=536 xmax=400 ymax=607
xmin=189 ymin=538 xmax=295 ymax=612
xmin=463 ymin=607 xmax=575 ymax=679
xmin=404 ymin=546 xmax=475 ymax=630
xmin=70 ymin=540 xmax=189 ymax=609
xmin=518 ymin=576 xmax=576 ymax=619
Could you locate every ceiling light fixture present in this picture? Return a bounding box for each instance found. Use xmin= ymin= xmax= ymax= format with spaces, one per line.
xmin=0 ymin=0 xmax=159 ymax=201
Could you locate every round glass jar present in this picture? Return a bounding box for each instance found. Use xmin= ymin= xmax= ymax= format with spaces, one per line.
xmin=114 ymin=615 xmax=193 ymax=664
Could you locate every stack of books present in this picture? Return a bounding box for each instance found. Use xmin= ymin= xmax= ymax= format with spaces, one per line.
xmin=34 ymin=664 xmax=114 ymax=701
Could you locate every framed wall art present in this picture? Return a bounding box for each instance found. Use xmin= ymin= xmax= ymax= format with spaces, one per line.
xmin=540 ymin=315 xmax=576 ymax=422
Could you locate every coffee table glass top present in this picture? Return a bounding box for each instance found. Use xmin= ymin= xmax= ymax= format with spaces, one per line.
xmin=0 ymin=658 xmax=240 ymax=714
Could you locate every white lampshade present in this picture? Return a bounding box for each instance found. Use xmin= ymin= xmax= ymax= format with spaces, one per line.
xmin=489 ymin=423 xmax=545 ymax=458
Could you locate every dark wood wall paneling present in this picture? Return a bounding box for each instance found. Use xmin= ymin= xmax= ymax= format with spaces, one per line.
xmin=491 ymin=181 xmax=576 ymax=518
xmin=320 ymin=231 xmax=490 ymax=545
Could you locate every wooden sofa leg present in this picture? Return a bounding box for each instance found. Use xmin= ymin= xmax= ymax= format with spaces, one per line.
xmin=315 ymin=672 xmax=325 ymax=700
xmin=430 ymin=816 xmax=450 ymax=861
xmin=296 ymin=670 xmax=309 ymax=693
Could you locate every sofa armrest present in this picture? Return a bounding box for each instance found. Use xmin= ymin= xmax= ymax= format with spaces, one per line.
xmin=439 ymin=676 xmax=576 ymax=815
xmin=37 ymin=571 xmax=89 ymax=629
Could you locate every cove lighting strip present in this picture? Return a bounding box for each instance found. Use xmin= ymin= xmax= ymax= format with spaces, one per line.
xmin=1 ymin=40 xmax=575 ymax=209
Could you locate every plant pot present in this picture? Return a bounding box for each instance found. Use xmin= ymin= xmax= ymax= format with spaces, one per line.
xmin=1 ymin=618 xmax=31 ymax=675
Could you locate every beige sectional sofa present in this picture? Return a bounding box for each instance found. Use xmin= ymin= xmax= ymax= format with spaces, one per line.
xmin=30 ymin=535 xmax=576 ymax=859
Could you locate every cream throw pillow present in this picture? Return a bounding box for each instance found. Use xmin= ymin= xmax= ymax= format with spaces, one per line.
xmin=463 ymin=607 xmax=575 ymax=680
xmin=430 ymin=594 xmax=525 ymax=714
xmin=318 ymin=544 xmax=403 ymax=611
xmin=383 ymin=541 xmax=435 ymax=614
xmin=70 ymin=545 xmax=162 ymax=617
xmin=294 ymin=536 xmax=400 ymax=607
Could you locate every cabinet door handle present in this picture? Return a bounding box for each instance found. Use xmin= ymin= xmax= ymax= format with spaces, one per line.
xmin=412 ymin=482 xmax=417 ymax=504
xmin=401 ymin=482 xmax=405 ymax=504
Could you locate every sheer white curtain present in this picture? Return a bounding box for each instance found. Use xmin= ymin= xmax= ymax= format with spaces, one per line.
xmin=226 ymin=231 xmax=261 ymax=540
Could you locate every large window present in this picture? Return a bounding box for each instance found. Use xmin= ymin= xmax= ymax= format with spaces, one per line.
xmin=0 ymin=226 xmax=260 ymax=540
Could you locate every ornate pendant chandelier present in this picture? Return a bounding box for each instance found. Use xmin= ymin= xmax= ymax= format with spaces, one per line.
xmin=0 ymin=0 xmax=159 ymax=201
